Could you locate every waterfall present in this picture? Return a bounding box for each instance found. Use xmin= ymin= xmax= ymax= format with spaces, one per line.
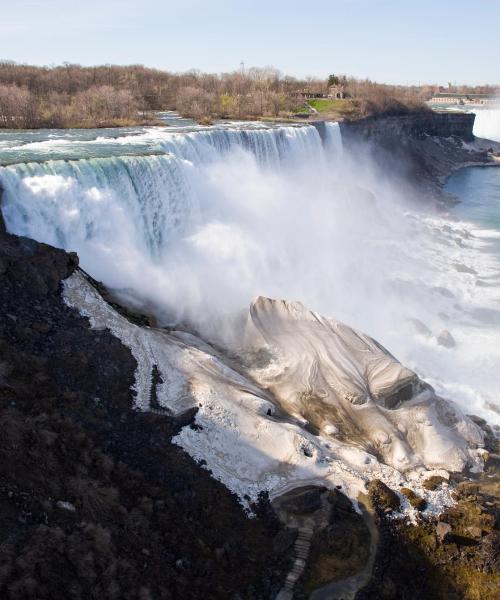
xmin=0 ymin=154 xmax=198 ymax=260
xmin=1 ymin=119 xmax=499 ymax=427
xmin=473 ymin=107 xmax=500 ymax=142
xmin=0 ymin=122 xmax=342 ymax=294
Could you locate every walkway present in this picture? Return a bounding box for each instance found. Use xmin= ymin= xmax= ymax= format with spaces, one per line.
xmin=276 ymin=526 xmax=314 ymax=600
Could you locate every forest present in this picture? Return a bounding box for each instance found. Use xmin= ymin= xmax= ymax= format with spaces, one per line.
xmin=0 ymin=61 xmax=497 ymax=128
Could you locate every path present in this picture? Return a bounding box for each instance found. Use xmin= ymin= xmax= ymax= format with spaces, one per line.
xmin=276 ymin=526 xmax=314 ymax=600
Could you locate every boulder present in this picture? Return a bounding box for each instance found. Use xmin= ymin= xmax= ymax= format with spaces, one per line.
xmin=367 ymin=479 xmax=400 ymax=513
xmin=436 ymin=521 xmax=452 ymax=543
xmin=422 ymin=475 xmax=447 ymax=491
xmin=400 ymin=488 xmax=427 ymax=511
xmin=437 ymin=330 xmax=456 ymax=348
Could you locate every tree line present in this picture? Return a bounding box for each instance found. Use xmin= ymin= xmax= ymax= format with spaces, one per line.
xmin=0 ymin=61 xmax=497 ymax=128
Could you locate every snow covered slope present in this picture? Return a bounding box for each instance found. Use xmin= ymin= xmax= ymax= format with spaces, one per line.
xmin=63 ymin=271 xmax=485 ymax=511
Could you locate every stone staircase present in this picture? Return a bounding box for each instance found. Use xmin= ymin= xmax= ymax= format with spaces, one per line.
xmin=276 ymin=526 xmax=314 ymax=599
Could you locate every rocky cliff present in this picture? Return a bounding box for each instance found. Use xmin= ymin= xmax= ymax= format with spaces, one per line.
xmin=341 ymin=111 xmax=476 ymax=142
xmin=316 ymin=111 xmax=497 ymax=206
xmin=0 ymin=208 xmax=290 ymax=600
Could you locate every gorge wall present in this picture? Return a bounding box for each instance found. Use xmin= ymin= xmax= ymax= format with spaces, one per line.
xmin=339 ymin=111 xmax=476 ymax=142
xmin=323 ymin=111 xmax=492 ymax=204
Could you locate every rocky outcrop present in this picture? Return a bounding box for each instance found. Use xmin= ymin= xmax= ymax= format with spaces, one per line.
xmin=0 ymin=210 xmax=289 ymax=599
xmin=357 ymin=457 xmax=500 ymax=600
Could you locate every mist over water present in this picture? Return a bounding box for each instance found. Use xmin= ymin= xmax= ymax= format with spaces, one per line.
xmin=0 ymin=122 xmax=499 ymax=427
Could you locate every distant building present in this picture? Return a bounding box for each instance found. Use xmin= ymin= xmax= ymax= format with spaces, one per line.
xmin=327 ymin=84 xmax=347 ymax=99
xmin=294 ymin=85 xmax=348 ymax=101
xmin=295 ymin=89 xmax=326 ymax=99
xmin=429 ymin=93 xmax=495 ymax=106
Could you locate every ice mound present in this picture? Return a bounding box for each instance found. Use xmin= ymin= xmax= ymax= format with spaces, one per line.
xmin=246 ymin=296 xmax=418 ymax=408
xmin=244 ymin=297 xmax=484 ymax=472
xmin=63 ymin=274 xmax=485 ymax=510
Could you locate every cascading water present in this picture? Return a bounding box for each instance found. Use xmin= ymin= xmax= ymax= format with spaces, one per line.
xmin=0 ymin=121 xmax=499 ymax=428
xmin=472 ymin=107 xmax=500 ymax=142
xmin=0 ymin=123 xmax=341 ymax=292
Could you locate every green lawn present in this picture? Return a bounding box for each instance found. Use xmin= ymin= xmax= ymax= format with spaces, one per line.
xmin=306 ymin=98 xmax=351 ymax=112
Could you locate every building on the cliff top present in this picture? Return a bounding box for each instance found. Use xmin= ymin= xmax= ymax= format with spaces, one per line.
xmin=295 ymin=89 xmax=326 ymax=99
xmin=429 ymin=93 xmax=495 ymax=106
xmin=327 ymin=84 xmax=347 ymax=99
xmin=295 ymin=84 xmax=348 ymax=100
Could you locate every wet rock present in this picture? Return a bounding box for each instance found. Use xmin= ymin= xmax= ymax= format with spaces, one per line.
xmin=367 ymin=479 xmax=400 ymax=513
xmin=400 ymin=488 xmax=427 ymax=511
xmin=408 ymin=318 xmax=432 ymax=336
xmin=437 ymin=330 xmax=456 ymax=348
xmin=32 ymin=321 xmax=52 ymax=334
xmin=452 ymin=262 xmax=477 ymax=275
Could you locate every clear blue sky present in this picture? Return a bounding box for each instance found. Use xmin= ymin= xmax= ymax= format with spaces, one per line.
xmin=1 ymin=0 xmax=498 ymax=85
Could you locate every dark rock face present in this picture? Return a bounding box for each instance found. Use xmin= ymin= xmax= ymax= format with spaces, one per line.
xmin=0 ymin=216 xmax=289 ymax=599
xmin=337 ymin=111 xmax=493 ymax=206
xmin=341 ymin=111 xmax=476 ymax=142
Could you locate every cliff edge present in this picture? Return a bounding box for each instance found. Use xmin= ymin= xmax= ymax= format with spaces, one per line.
xmin=330 ymin=111 xmax=497 ymax=205
xmin=0 ymin=210 xmax=289 ymax=600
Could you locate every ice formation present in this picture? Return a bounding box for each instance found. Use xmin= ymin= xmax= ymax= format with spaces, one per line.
xmin=63 ymin=271 xmax=485 ymax=512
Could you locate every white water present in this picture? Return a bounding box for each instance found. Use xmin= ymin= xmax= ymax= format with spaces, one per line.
xmin=473 ymin=107 xmax=500 ymax=142
xmin=1 ymin=122 xmax=499 ymax=428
